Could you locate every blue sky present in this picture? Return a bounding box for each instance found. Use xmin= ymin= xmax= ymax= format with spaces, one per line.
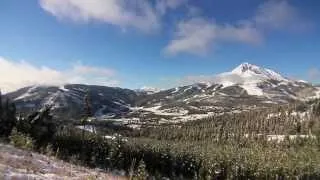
xmin=0 ymin=0 xmax=319 ymax=92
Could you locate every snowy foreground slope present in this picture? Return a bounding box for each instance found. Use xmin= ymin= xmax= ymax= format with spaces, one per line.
xmin=0 ymin=144 xmax=126 ymax=180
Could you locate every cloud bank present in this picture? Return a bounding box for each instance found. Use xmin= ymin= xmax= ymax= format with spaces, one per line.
xmin=0 ymin=57 xmax=119 ymax=93
xmin=308 ymin=68 xmax=320 ymax=82
xmin=39 ymin=0 xmax=191 ymax=32
xmin=165 ymin=18 xmax=262 ymax=55
xmin=155 ymin=0 xmax=188 ymax=15
xmin=165 ymin=0 xmax=310 ymax=55
xmin=39 ymin=0 xmax=160 ymax=32
xmin=39 ymin=0 xmax=310 ymax=56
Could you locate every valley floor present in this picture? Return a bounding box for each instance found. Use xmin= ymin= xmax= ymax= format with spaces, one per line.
xmin=0 ymin=143 xmax=126 ymax=180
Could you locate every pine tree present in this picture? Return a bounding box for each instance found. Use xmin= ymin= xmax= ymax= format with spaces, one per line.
xmin=80 ymin=90 xmax=93 ymax=162
xmin=23 ymin=105 xmax=56 ymax=146
xmin=312 ymin=100 xmax=320 ymax=116
xmin=81 ymin=91 xmax=93 ymax=136
xmin=133 ymin=160 xmax=147 ymax=180
xmin=0 ymin=91 xmax=17 ymax=137
xmin=0 ymin=90 xmax=2 ymax=117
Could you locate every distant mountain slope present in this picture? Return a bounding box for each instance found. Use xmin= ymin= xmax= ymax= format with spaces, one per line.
xmin=137 ymin=63 xmax=318 ymax=108
xmin=6 ymin=84 xmax=138 ymax=120
xmin=4 ymin=63 xmax=320 ymax=122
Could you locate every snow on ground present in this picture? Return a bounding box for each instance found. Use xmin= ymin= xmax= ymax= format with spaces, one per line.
xmin=266 ymin=135 xmax=316 ymax=143
xmin=279 ymin=88 xmax=297 ymax=100
xmin=104 ymin=134 xmax=128 ymax=142
xmin=127 ymin=124 xmax=141 ymax=130
xmin=231 ymin=63 xmax=288 ymax=82
xmin=113 ymin=100 xmax=129 ymax=107
xmin=143 ymin=106 xmax=189 ymax=116
xmin=59 ymin=85 xmax=69 ymax=92
xmin=315 ymin=87 xmax=320 ymax=98
xmin=200 ymin=63 xmax=296 ymax=97
xmin=305 ymin=87 xmax=320 ymax=100
xmin=183 ymin=86 xmax=193 ymax=92
xmin=0 ymin=144 xmax=126 ymax=180
xmin=243 ymin=134 xmax=316 ymax=143
xmin=171 ymin=87 xmax=180 ymax=94
xmin=126 ymin=105 xmax=246 ymax=125
xmin=44 ymin=91 xmax=69 ymax=109
xmin=263 ymin=100 xmax=277 ymax=104
xmin=76 ymin=125 xmax=96 ymax=133
xmin=240 ymin=83 xmax=264 ymax=96
xmin=44 ymin=92 xmax=60 ymax=106
xmin=104 ymin=135 xmax=117 ymax=140
xmin=108 ymin=118 xmax=139 ymax=123
xmin=14 ymin=86 xmax=38 ymax=101
xmin=220 ymin=80 xmax=235 ymax=88
xmin=172 ymin=112 xmax=216 ymax=122
xmin=267 ymin=111 xmax=310 ymax=120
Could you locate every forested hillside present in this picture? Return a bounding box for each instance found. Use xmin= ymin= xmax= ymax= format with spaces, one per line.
xmin=1 ymin=90 xmax=320 ymax=179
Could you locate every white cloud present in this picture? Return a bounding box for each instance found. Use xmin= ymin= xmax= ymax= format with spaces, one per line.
xmin=165 ymin=0 xmax=309 ymax=55
xmin=218 ymin=22 xmax=262 ymax=44
xmin=254 ymin=0 xmax=302 ymax=31
xmin=186 ymin=5 xmax=202 ymax=17
xmin=140 ymin=86 xmax=160 ymax=92
xmin=308 ymin=68 xmax=320 ymax=82
xmin=165 ymin=18 xmax=218 ymax=55
xmin=0 ymin=57 xmax=119 ymax=93
xmin=72 ymin=64 xmax=115 ymax=77
xmin=177 ymin=73 xmax=251 ymax=87
xmin=155 ymin=0 xmax=188 ymax=15
xmin=39 ymin=0 xmax=160 ymax=32
xmin=178 ymin=75 xmax=217 ymax=86
xmin=165 ymin=18 xmax=262 ymax=55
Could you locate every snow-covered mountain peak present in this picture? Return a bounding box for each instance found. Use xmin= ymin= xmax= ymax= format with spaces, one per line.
xmin=231 ymin=63 xmax=288 ymax=82
xmin=231 ymin=62 xmax=259 ymax=74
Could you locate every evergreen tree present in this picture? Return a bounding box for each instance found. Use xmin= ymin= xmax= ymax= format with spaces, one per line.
xmin=16 ymin=105 xmax=57 ymax=146
xmin=0 ymin=91 xmax=17 ymax=137
xmin=80 ymin=90 xmax=93 ymax=161
xmin=133 ymin=160 xmax=148 ymax=180
xmin=0 ymin=90 xmax=2 ymax=117
xmin=312 ymin=100 xmax=320 ymax=116
xmin=81 ymin=90 xmax=93 ymax=135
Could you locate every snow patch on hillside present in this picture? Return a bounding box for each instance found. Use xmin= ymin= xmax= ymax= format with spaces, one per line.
xmin=315 ymin=87 xmax=320 ymax=98
xmin=305 ymin=87 xmax=320 ymax=100
xmin=172 ymin=87 xmax=180 ymax=94
xmin=77 ymin=125 xmax=96 ymax=133
xmin=44 ymin=91 xmax=68 ymax=109
xmin=266 ymin=135 xmax=316 ymax=143
xmin=143 ymin=106 xmax=189 ymax=116
xmin=59 ymin=85 xmax=69 ymax=92
xmin=240 ymin=84 xmax=264 ymax=96
xmin=14 ymin=86 xmax=38 ymax=100
xmin=183 ymin=86 xmax=193 ymax=92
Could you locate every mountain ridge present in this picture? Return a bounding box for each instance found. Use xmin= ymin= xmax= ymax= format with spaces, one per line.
xmin=4 ymin=63 xmax=320 ymax=124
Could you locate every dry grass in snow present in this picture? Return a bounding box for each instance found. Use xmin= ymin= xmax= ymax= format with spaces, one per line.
xmin=0 ymin=143 xmax=127 ymax=180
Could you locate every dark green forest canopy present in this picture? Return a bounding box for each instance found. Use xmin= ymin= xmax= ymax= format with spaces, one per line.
xmin=1 ymin=90 xmax=320 ymax=179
